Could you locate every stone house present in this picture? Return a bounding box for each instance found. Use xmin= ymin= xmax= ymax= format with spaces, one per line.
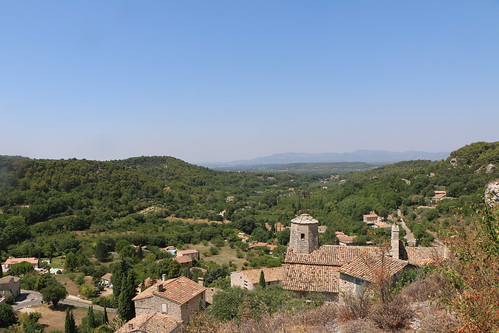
xmin=3 ymin=257 xmax=40 ymax=270
xmin=432 ymin=190 xmax=447 ymax=201
xmin=100 ymin=273 xmax=113 ymax=288
xmin=362 ymin=213 xmax=381 ymax=225
xmin=282 ymin=214 xmax=447 ymax=301
xmin=117 ymin=313 xmax=182 ymax=333
xmin=0 ymin=275 xmax=21 ymax=300
xmin=173 ymin=255 xmax=192 ymax=268
xmin=176 ymin=249 xmax=199 ymax=261
xmin=230 ymin=266 xmax=285 ymax=290
xmin=133 ymin=276 xmax=206 ymax=324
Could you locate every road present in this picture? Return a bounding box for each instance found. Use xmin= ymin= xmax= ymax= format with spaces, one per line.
xmin=397 ymin=209 xmax=416 ymax=246
xmin=13 ymin=290 xmax=116 ymax=313
xmin=13 ymin=290 xmax=42 ymax=310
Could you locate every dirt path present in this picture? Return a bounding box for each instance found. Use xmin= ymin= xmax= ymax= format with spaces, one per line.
xmin=397 ymin=209 xmax=416 ymax=246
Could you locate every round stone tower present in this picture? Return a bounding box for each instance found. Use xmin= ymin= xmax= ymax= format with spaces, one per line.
xmin=289 ymin=214 xmax=319 ymax=254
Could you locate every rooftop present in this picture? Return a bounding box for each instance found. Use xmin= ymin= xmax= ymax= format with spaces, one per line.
xmin=340 ymin=254 xmax=408 ymax=283
xmin=291 ymin=214 xmax=318 ymax=225
xmin=282 ymin=264 xmax=340 ymax=293
xmin=133 ymin=276 xmax=206 ymax=305
xmin=117 ymin=313 xmax=181 ymax=333
xmin=285 ymin=245 xmax=381 ymax=267
xmin=237 ymin=266 xmax=285 ymax=284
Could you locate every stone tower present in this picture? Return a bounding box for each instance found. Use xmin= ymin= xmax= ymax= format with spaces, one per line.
xmin=289 ymin=214 xmax=319 ymax=254
xmin=390 ymin=224 xmax=400 ymax=259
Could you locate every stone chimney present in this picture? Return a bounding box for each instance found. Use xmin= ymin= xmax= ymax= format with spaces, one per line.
xmin=157 ymin=283 xmax=164 ymax=292
xmin=289 ymin=214 xmax=319 ymax=254
xmin=161 ymin=274 xmax=166 ymax=281
xmin=198 ymin=277 xmax=204 ymax=287
xmin=391 ymin=225 xmax=400 ymax=259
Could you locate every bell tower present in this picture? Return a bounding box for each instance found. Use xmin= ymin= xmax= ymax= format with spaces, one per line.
xmin=289 ymin=214 xmax=319 ymax=254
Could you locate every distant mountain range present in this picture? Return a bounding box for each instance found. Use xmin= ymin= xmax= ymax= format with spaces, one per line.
xmin=203 ymin=150 xmax=449 ymax=169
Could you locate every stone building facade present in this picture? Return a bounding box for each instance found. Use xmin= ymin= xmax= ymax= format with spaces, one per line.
xmin=289 ymin=214 xmax=319 ymax=254
xmin=132 ymin=276 xmax=206 ymax=324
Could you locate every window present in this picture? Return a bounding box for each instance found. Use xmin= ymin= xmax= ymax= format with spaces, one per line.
xmin=162 ymin=303 xmax=168 ymax=313
xmin=301 ymin=233 xmax=305 ymax=240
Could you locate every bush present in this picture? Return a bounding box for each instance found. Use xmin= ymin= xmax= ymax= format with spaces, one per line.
xmin=338 ymin=290 xmax=371 ymax=321
xmin=4 ymin=293 xmax=15 ymax=305
xmin=369 ymin=294 xmax=414 ymax=330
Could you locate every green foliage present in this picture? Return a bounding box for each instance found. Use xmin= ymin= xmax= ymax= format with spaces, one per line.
xmin=19 ymin=312 xmax=44 ymax=333
xmin=0 ymin=303 xmax=17 ymax=328
xmin=64 ymin=308 xmax=77 ymax=333
xmin=118 ymin=270 xmax=137 ymax=321
xmin=259 ymin=271 xmax=266 ymax=288
xmin=4 ymin=293 xmax=15 ymax=305
xmin=7 ymin=261 xmax=34 ymax=276
xmin=205 ymin=267 xmax=228 ymax=286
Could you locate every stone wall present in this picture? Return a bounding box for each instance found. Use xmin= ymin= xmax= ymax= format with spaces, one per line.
xmin=290 ymin=223 xmax=318 ymax=254
xmin=339 ymin=273 xmax=367 ymax=300
xmin=134 ymin=292 xmax=205 ymax=324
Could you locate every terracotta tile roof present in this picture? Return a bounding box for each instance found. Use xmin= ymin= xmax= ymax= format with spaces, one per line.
xmin=133 ymin=276 xmax=206 ymax=304
xmin=101 ymin=273 xmax=112 ymax=281
xmin=117 ymin=313 xmax=181 ymax=333
xmin=177 ymin=249 xmax=198 ymax=256
xmin=282 ymin=264 xmax=340 ymax=293
xmin=0 ymin=276 xmax=21 ymax=284
xmin=363 ymin=214 xmax=379 ymax=218
xmin=318 ymin=226 xmax=328 ymax=233
xmin=434 ymin=190 xmax=447 ymax=194
xmin=335 ymin=232 xmax=357 ymax=244
xmin=238 ymin=266 xmax=285 ymax=285
xmin=4 ymin=257 xmax=39 ymax=265
xmin=374 ymin=221 xmax=391 ymax=228
xmin=285 ymin=246 xmax=380 ymax=266
xmin=405 ymin=247 xmax=446 ymax=266
xmin=174 ymin=256 xmax=192 ymax=264
xmin=291 ymin=214 xmax=319 ymax=224
xmin=340 ymin=254 xmax=408 ymax=283
xmin=248 ymin=242 xmax=269 ymax=249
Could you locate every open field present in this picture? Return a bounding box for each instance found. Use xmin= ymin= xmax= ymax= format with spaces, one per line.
xmin=17 ymin=304 xmax=117 ymax=332
xmin=186 ymin=243 xmax=247 ymax=269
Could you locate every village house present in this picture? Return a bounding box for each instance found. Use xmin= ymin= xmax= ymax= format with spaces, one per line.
xmin=362 ymin=213 xmax=382 ymax=225
xmin=133 ymin=276 xmax=206 ymax=324
xmin=0 ymin=276 xmax=21 ymax=301
xmin=3 ymin=257 xmax=40 ymax=270
xmin=335 ymin=231 xmax=356 ymax=246
xmin=230 ymin=266 xmax=285 ymax=290
xmin=100 ymin=273 xmax=113 ymax=288
xmin=173 ymin=255 xmax=192 ymax=268
xmin=248 ymin=242 xmax=278 ymax=253
xmin=117 ymin=313 xmax=182 ymax=333
xmin=282 ymin=214 xmax=447 ymax=301
xmin=432 ymin=190 xmax=447 ymax=201
xmin=318 ymin=225 xmax=328 ymax=234
xmin=236 ymin=232 xmax=250 ymax=242
xmin=176 ymin=249 xmax=199 ymax=261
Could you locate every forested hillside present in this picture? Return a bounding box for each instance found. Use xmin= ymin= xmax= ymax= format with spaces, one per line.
xmin=0 ymin=141 xmax=497 ymax=259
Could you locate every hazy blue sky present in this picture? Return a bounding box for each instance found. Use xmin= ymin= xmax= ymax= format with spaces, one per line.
xmin=1 ymin=1 xmax=498 ymax=163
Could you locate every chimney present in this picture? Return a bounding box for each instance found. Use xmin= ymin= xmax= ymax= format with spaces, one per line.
xmin=157 ymin=283 xmax=164 ymax=292
xmin=128 ymin=324 xmax=133 ymax=331
xmin=198 ymin=277 xmax=204 ymax=286
xmin=161 ymin=274 xmax=166 ymax=281
xmin=391 ymin=225 xmax=400 ymax=259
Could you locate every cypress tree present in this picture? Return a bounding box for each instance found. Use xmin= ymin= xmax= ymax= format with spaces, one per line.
xmin=87 ymin=306 xmax=95 ymax=329
xmin=259 ymin=270 xmax=266 ymax=288
xmin=65 ymin=308 xmax=77 ymax=333
xmin=118 ymin=271 xmax=136 ymax=321
xmin=0 ymin=263 xmax=3 ymax=278
xmin=102 ymin=306 xmax=109 ymax=324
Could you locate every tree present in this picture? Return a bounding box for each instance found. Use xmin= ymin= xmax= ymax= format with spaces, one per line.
xmin=102 ymin=307 xmax=109 ymax=324
xmin=0 ymin=303 xmax=17 ymax=328
xmin=65 ymin=308 xmax=77 ymax=333
xmin=154 ymin=259 xmax=182 ymax=280
xmin=0 ymin=262 xmax=2 ymax=278
xmin=41 ymin=283 xmax=67 ymax=307
xmin=118 ymin=271 xmax=136 ymax=321
xmin=87 ymin=306 xmax=96 ymax=329
xmin=19 ymin=312 xmax=44 ymax=333
xmin=259 ymin=271 xmax=266 ymax=288
xmin=111 ymin=260 xmax=130 ymax=299
xmin=95 ymin=240 xmax=110 ymax=262
xmin=7 ymin=261 xmax=34 ymax=276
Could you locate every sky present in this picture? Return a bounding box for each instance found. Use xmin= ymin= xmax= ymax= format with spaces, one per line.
xmin=0 ymin=1 xmax=498 ymax=164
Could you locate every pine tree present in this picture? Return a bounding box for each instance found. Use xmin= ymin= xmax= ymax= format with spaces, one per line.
xmin=118 ymin=271 xmax=136 ymax=321
xmin=65 ymin=308 xmax=77 ymax=333
xmin=259 ymin=270 xmax=266 ymax=288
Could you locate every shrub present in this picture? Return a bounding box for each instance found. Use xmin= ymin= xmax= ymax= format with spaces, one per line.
xmin=338 ymin=290 xmax=371 ymax=321
xmin=4 ymin=293 xmax=15 ymax=305
xmin=369 ymin=294 xmax=414 ymax=331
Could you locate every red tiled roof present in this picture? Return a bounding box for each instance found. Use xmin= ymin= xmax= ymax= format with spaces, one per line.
xmin=238 ymin=266 xmax=285 ymax=284
xmin=405 ymin=247 xmax=446 ymax=266
xmin=363 ymin=214 xmax=379 ymax=218
xmin=340 ymin=254 xmax=408 ymax=283
xmin=177 ymin=249 xmax=198 ymax=256
xmin=101 ymin=273 xmax=112 ymax=281
xmin=282 ymin=264 xmax=340 ymax=293
xmin=117 ymin=313 xmax=181 ymax=333
xmin=4 ymin=257 xmax=38 ymax=265
xmin=285 ymin=246 xmax=380 ymax=266
xmin=174 ymin=256 xmax=192 ymax=264
xmin=133 ymin=276 xmax=206 ymax=305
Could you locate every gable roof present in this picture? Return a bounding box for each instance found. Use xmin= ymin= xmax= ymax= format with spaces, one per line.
xmin=174 ymin=256 xmax=192 ymax=264
xmin=285 ymin=246 xmax=381 ymax=266
xmin=117 ymin=313 xmax=181 ymax=333
xmin=405 ymin=247 xmax=446 ymax=266
xmin=0 ymin=276 xmax=21 ymax=285
xmin=282 ymin=264 xmax=340 ymax=293
xmin=239 ymin=266 xmax=285 ymax=284
xmin=4 ymin=257 xmax=39 ymax=265
xmin=340 ymin=254 xmax=409 ymax=282
xmin=133 ymin=276 xmax=206 ymax=305
xmin=101 ymin=273 xmax=112 ymax=281
xmin=177 ymin=249 xmax=198 ymax=256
